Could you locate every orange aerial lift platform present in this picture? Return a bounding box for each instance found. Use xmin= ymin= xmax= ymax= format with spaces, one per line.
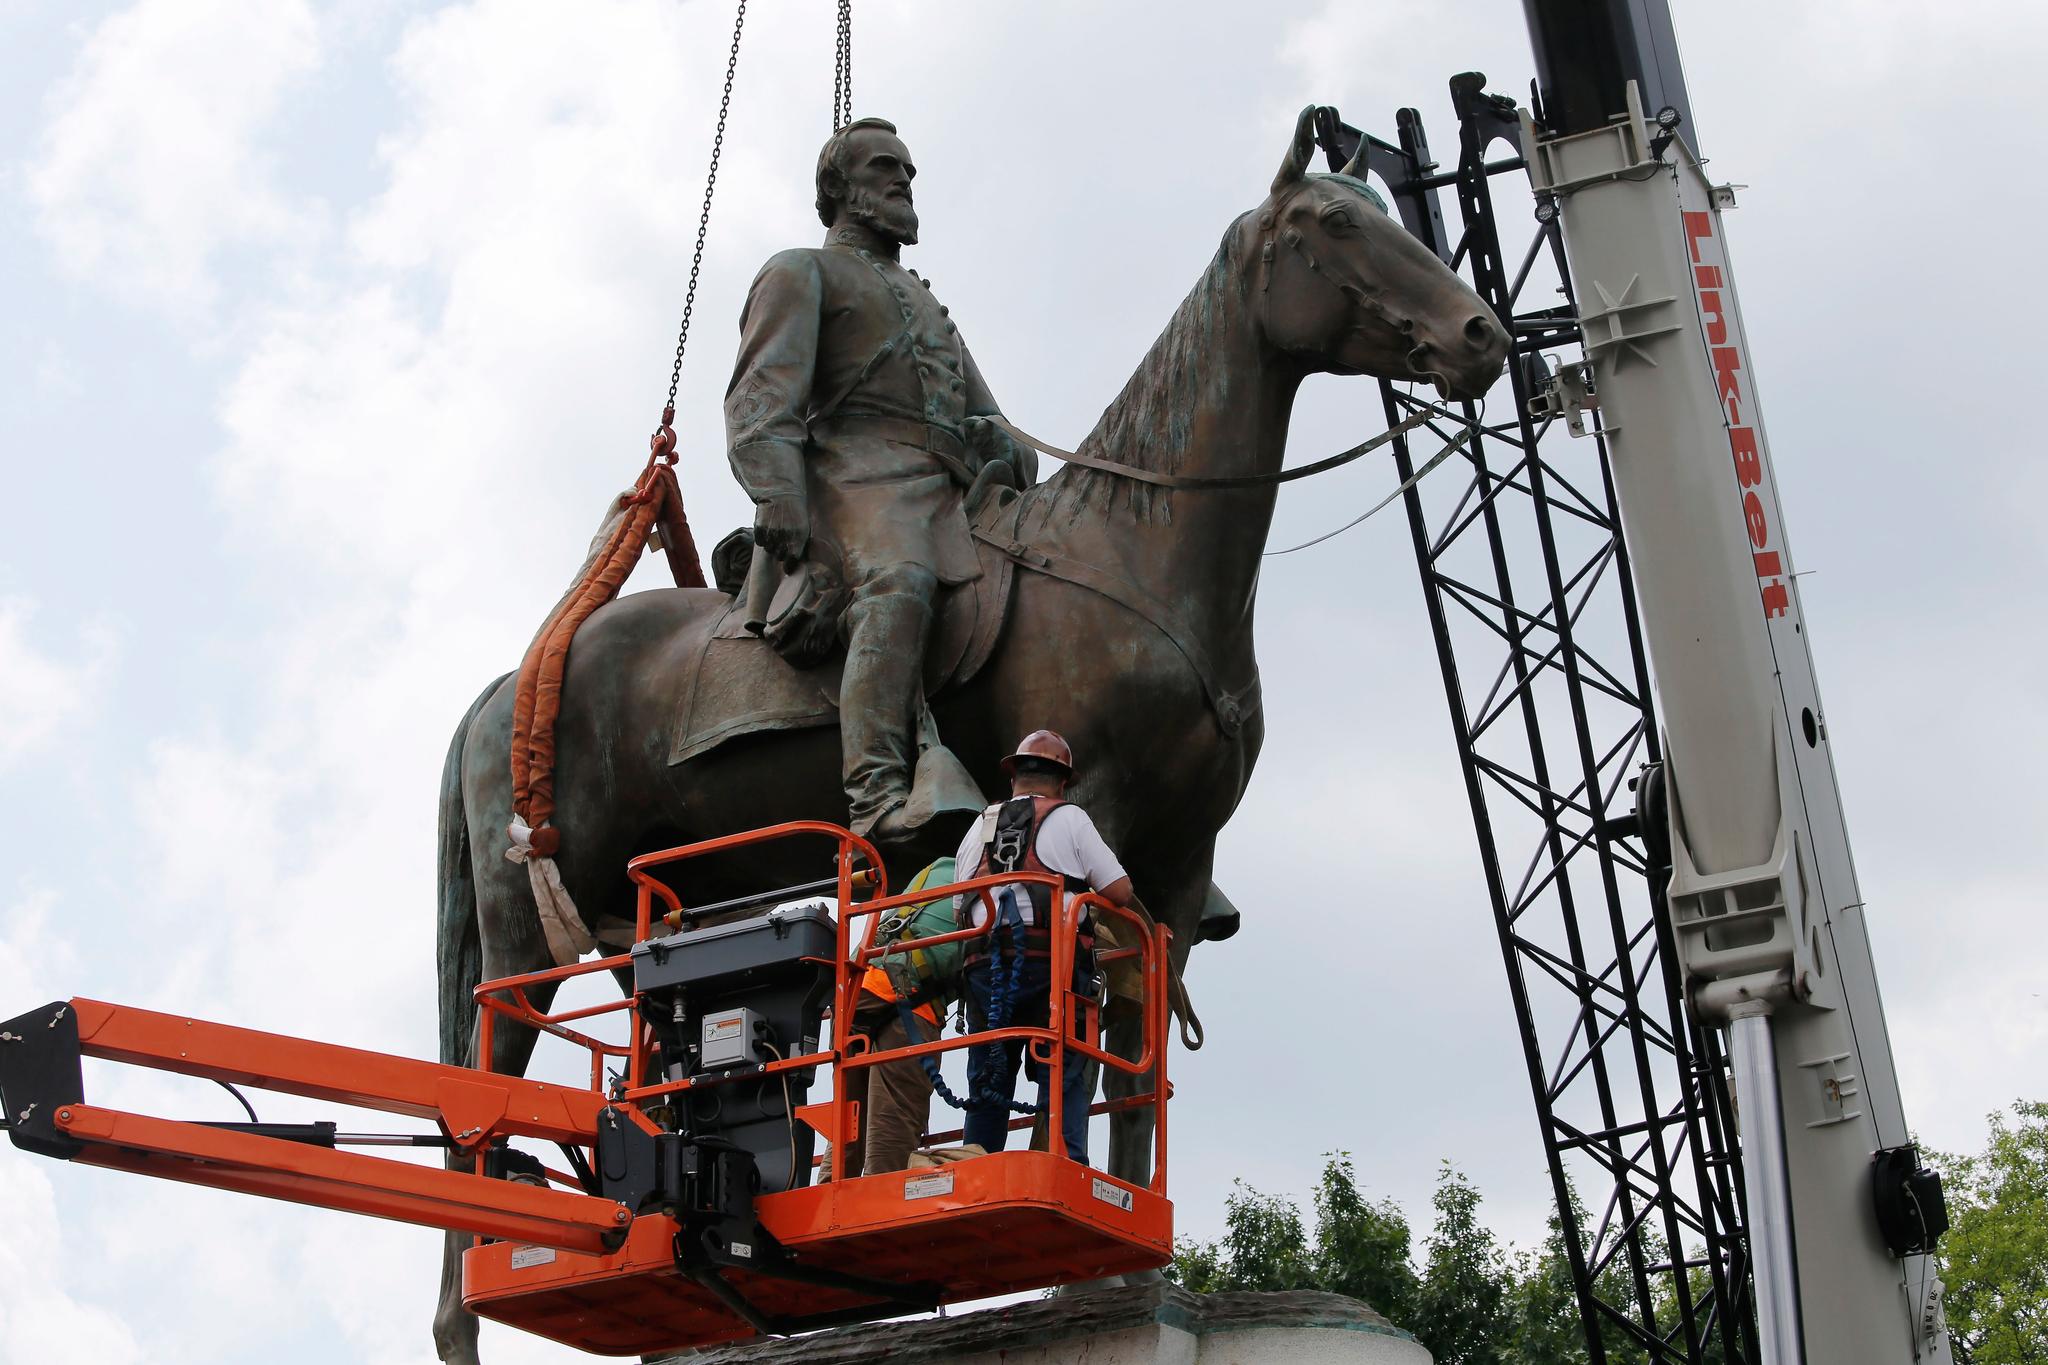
xmin=0 ymin=822 xmax=1173 ymax=1356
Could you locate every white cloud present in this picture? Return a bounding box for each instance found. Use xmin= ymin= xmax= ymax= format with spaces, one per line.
xmin=0 ymin=1163 xmax=144 ymax=1364
xmin=27 ymin=0 xmax=322 ymax=313
xmin=0 ymin=886 xmax=73 ymax=1016
xmin=0 ymin=597 xmax=114 ymax=769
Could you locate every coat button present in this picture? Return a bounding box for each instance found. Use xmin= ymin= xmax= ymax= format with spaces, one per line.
xmin=944 ymin=321 xmax=956 ymax=333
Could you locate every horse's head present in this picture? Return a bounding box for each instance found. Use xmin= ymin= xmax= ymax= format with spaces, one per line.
xmin=1254 ymin=106 xmax=1508 ymax=400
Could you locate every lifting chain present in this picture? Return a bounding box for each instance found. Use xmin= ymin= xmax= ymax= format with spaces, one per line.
xmin=651 ymin=0 xmax=851 ymax=462
xmin=653 ymin=0 xmax=748 ymax=461
xmin=833 ymin=0 xmax=853 ymax=132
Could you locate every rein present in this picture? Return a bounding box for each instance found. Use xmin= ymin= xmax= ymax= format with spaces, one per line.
xmin=986 ymin=408 xmax=1434 ymax=491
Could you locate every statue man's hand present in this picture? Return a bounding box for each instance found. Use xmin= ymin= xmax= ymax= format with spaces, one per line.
xmin=963 ymin=415 xmax=1039 ymax=488
xmin=754 ymin=495 xmax=809 ymax=569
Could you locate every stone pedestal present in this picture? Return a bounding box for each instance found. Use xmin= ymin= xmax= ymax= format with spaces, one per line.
xmin=656 ymin=1282 xmax=1430 ymax=1364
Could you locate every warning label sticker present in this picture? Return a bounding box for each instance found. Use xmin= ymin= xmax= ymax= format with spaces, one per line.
xmin=1092 ymin=1178 xmax=1134 ymax=1212
xmin=509 ymin=1246 xmax=557 ymax=1270
xmin=904 ymin=1172 xmax=955 ymax=1201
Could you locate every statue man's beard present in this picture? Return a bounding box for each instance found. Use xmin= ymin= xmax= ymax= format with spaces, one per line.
xmin=844 ymin=185 xmax=919 ymax=245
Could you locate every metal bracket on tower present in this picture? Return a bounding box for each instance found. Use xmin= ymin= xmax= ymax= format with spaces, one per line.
xmin=1665 ymin=728 xmax=1837 ymax=1024
xmin=1524 ymin=353 xmax=1601 ymax=437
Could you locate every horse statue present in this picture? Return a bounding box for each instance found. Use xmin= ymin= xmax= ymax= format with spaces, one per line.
xmin=431 ymin=106 xmax=1507 ymax=1363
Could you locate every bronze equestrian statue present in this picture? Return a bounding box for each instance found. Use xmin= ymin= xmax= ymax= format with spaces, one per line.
xmin=432 ymin=108 xmax=1508 ymax=1362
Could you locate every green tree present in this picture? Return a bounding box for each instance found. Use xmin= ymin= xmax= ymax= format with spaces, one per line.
xmin=1508 ymin=1196 xmax=1590 ymax=1365
xmin=1313 ymin=1151 xmax=1422 ymax=1324
xmin=1934 ymin=1101 xmax=2048 ymax=1364
xmin=1169 ymin=1153 xmax=1413 ymax=1306
xmin=1169 ymin=1178 xmax=1313 ymax=1292
xmin=1412 ymin=1162 xmax=1515 ymax=1365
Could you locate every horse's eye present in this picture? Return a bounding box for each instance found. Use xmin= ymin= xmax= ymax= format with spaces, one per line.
xmin=1321 ymin=211 xmax=1359 ymax=235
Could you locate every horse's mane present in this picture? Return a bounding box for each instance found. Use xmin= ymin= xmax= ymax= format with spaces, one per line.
xmin=1013 ymin=214 xmax=1253 ymax=529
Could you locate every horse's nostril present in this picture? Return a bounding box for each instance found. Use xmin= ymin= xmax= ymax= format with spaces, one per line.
xmin=1465 ymin=315 xmax=1498 ymax=349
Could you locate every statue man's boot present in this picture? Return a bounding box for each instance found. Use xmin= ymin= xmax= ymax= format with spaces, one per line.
xmin=840 ymin=575 xmax=982 ymax=846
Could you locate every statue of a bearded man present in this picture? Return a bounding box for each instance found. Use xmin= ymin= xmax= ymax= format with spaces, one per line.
xmin=723 ymin=117 xmax=1034 ymax=843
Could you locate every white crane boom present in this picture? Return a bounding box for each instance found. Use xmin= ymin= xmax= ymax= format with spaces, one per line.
xmin=1520 ymin=3 xmax=1951 ymax=1360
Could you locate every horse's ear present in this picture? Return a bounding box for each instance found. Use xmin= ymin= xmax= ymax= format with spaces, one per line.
xmin=1339 ymin=132 xmax=1370 ymax=180
xmin=1271 ymin=104 xmax=1318 ymax=196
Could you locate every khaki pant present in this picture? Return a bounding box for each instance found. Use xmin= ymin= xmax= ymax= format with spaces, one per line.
xmin=828 ymin=996 xmax=935 ymax=1179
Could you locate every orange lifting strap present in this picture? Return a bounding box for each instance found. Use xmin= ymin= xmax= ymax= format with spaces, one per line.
xmin=509 ymin=438 xmax=704 ymax=860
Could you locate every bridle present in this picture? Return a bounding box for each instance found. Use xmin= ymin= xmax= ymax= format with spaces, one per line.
xmin=1258 ymin=178 xmax=1424 ymax=345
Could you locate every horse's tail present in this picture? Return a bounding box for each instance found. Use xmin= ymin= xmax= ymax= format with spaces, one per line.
xmin=437 ymin=675 xmax=509 ymax=1071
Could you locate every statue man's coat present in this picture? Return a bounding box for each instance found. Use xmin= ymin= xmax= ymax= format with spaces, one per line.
xmin=724 ymin=237 xmax=1000 ymax=590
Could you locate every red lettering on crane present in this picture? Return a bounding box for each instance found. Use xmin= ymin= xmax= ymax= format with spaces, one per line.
xmin=1698 ymin=285 xmax=1729 ymax=347
xmin=1687 ymin=209 xmax=1788 ymax=618
xmin=1743 ymin=491 xmax=1768 ymax=547
xmin=1730 ymin=427 xmax=1762 ymax=488
xmin=1712 ymin=346 xmax=1743 ymax=424
xmin=1683 ymin=210 xmax=1715 ymax=262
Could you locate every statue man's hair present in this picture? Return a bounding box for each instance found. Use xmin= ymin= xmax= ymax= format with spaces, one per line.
xmin=815 ymin=116 xmax=900 ymax=227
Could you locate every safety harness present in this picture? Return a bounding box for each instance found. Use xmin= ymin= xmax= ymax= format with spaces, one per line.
xmin=893 ymin=797 xmax=1095 ymax=1115
xmin=966 ymin=797 xmax=1088 ymax=962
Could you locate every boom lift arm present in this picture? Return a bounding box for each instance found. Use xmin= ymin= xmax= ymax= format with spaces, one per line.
xmin=0 ymin=822 xmax=1174 ymax=1357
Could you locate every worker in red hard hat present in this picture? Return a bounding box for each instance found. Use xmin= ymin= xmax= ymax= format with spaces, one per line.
xmin=951 ymin=729 xmax=1139 ymax=1164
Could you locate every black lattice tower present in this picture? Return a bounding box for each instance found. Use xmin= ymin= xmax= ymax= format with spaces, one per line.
xmin=1317 ymin=77 xmax=1759 ymax=1365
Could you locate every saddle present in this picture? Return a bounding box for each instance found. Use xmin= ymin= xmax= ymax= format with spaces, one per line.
xmin=667 ymin=523 xmax=1016 ymax=767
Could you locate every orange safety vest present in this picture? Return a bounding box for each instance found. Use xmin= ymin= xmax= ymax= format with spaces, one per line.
xmin=861 ymin=957 xmax=939 ymax=1026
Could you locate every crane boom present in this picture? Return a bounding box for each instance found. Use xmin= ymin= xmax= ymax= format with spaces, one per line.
xmin=1519 ymin=3 xmax=1950 ymax=1361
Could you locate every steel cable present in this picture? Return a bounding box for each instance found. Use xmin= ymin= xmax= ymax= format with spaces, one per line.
xmin=661 ymin=0 xmax=748 ymax=416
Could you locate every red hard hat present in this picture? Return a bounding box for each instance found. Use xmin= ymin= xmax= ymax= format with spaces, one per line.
xmin=1000 ymin=729 xmax=1074 ymax=777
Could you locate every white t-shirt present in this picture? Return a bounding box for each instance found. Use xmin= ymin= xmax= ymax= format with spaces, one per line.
xmin=952 ymin=800 xmax=1127 ymax=927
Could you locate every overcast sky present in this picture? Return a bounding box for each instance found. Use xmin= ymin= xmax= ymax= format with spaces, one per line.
xmin=3 ymin=2 xmax=2045 ymax=1362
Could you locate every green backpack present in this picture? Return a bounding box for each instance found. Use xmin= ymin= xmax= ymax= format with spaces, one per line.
xmin=874 ymin=858 xmax=964 ymax=1011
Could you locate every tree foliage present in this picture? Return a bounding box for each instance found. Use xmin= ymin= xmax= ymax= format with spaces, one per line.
xmin=1169 ymin=1109 xmax=2047 ymax=1363
xmin=1507 ymin=1193 xmax=1592 ymax=1365
xmin=1412 ymin=1162 xmax=1514 ymax=1364
xmin=1172 ymin=1179 xmax=1313 ymax=1293
xmin=1313 ymin=1152 xmax=1421 ymax=1324
xmin=1933 ymin=1101 xmax=2048 ymax=1364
